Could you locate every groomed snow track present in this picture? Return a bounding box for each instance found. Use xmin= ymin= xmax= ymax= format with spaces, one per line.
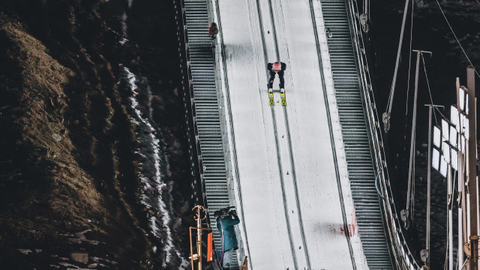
xmin=179 ymin=0 xmax=422 ymax=269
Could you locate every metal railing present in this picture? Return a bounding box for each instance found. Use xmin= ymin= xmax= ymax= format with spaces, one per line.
xmin=177 ymin=0 xmax=240 ymax=269
xmin=346 ymin=0 xmax=421 ymax=268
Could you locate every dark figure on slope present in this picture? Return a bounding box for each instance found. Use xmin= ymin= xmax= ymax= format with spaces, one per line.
xmin=209 ymin=22 xmax=218 ymax=40
xmin=209 ymin=22 xmax=219 ymax=48
xmin=267 ymin=61 xmax=287 ymax=92
xmin=215 ymin=206 xmax=240 ymax=270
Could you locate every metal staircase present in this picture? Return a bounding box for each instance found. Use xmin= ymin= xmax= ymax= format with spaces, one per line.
xmin=180 ymin=0 xmax=421 ymax=268
xmin=320 ymin=0 xmax=394 ymax=268
xmin=181 ymin=0 xmax=239 ymax=268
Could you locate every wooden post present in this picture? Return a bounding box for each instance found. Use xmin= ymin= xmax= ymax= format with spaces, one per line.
xmin=467 ymin=66 xmax=478 ymax=270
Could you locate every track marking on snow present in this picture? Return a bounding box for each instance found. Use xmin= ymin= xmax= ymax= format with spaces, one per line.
xmin=213 ymin=0 xmax=254 ymax=267
xmin=306 ymin=0 xmax=357 ymax=268
xmin=254 ymin=1 xmax=299 ymax=268
xmin=256 ymin=0 xmax=313 ymax=268
xmin=268 ymin=1 xmax=313 ymax=268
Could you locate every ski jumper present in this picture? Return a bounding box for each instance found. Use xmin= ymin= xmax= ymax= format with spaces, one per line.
xmin=267 ymin=62 xmax=287 ymax=89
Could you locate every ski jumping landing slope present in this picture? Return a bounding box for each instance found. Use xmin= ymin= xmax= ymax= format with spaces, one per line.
xmin=213 ymin=0 xmax=371 ymax=269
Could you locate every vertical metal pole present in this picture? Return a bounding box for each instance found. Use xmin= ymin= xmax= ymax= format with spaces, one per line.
xmin=197 ymin=207 xmax=203 ymax=270
xmin=468 ymin=191 xmax=472 ymax=270
xmin=426 ymin=103 xmax=434 ymax=266
xmin=457 ymin=77 xmax=465 ymax=269
xmin=477 ymin=99 xmax=479 ymax=270
xmin=405 ymin=51 xmax=421 ymax=228
xmin=406 ymin=50 xmax=431 ymax=230
xmin=190 ymin=227 xmax=195 ymax=270
xmin=467 ymin=66 xmax=478 ymax=270
xmin=464 ymin=142 xmax=469 ymax=269
xmin=384 ymin=0 xmax=411 ymax=133
xmin=448 ymin=164 xmax=454 ymax=270
xmin=425 ymin=102 xmax=442 ymax=267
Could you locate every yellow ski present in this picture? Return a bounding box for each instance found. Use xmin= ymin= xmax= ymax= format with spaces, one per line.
xmin=280 ymin=88 xmax=286 ymax=106
xmin=269 ymin=88 xmax=275 ymax=106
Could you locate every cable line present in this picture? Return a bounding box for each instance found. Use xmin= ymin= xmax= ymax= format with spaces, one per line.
xmin=401 ymin=1 xmax=415 ymax=157
xmin=405 ymin=0 xmax=415 ymax=117
xmin=434 ymin=0 xmax=480 ymax=78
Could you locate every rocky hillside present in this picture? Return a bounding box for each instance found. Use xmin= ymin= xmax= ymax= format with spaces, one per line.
xmin=0 ymin=0 xmax=194 ymax=269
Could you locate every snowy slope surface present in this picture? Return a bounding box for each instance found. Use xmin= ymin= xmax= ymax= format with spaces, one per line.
xmin=213 ymin=0 xmax=370 ymax=269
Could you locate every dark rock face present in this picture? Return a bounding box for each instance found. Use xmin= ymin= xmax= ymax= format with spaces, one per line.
xmin=0 ymin=0 xmax=195 ymax=268
xmin=370 ymin=0 xmax=480 ymax=268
